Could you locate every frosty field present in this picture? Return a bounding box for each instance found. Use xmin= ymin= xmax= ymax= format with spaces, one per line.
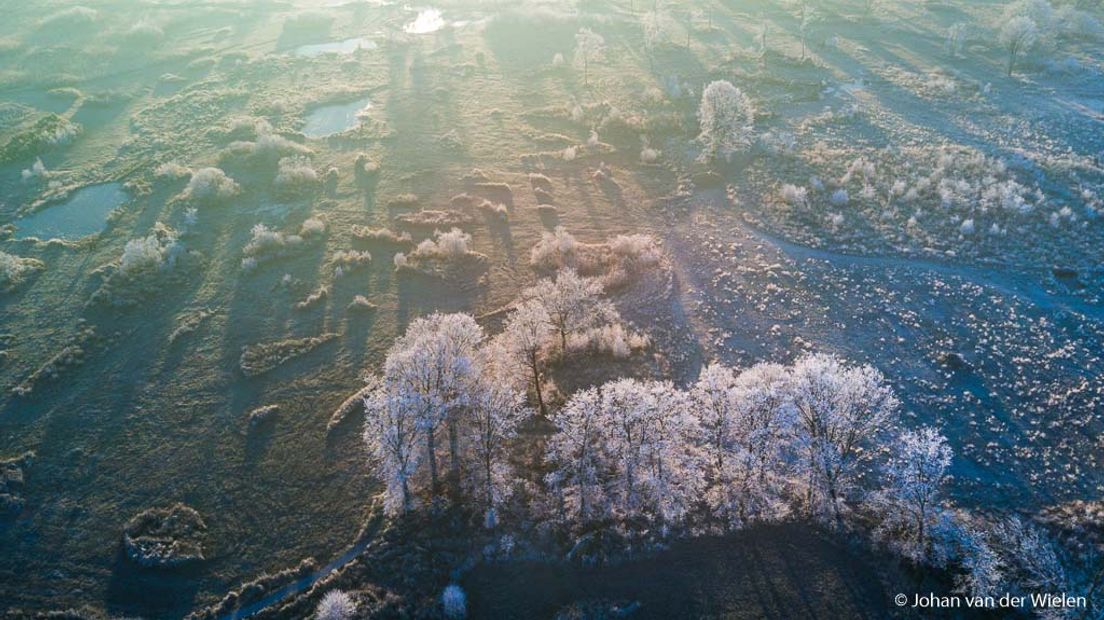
xmin=0 ymin=0 xmax=1102 ymax=618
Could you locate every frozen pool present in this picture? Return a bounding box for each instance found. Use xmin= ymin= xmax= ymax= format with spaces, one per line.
xmin=293 ymin=37 xmax=377 ymax=58
xmin=14 ymin=182 xmax=126 ymax=240
xmin=302 ymin=97 xmax=372 ymax=138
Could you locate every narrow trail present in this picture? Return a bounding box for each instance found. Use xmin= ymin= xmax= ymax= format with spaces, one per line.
xmin=221 ymin=536 xmax=374 ymax=620
xmin=742 ymin=223 xmax=1104 ymax=322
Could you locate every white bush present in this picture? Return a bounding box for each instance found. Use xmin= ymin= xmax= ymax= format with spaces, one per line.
xmin=21 ymin=158 xmax=49 ymax=182
xmin=155 ymin=162 xmax=192 ymax=179
xmin=530 ymin=226 xmax=578 ymax=270
xmin=119 ymin=224 xmax=182 ymax=277
xmin=299 ymin=217 xmax=326 ymax=237
xmin=275 ymin=155 xmax=319 ymax=192
xmin=315 ymin=590 xmax=356 ymax=620
xmin=185 ymin=167 xmax=239 ymax=201
xmin=410 ymin=228 xmax=473 ymax=261
xmin=0 ymin=251 xmax=45 ymax=290
xmin=780 ymin=184 xmax=808 ymax=207
xmin=830 ymin=188 xmax=849 ymax=206
xmin=442 ymin=584 xmax=467 ymax=618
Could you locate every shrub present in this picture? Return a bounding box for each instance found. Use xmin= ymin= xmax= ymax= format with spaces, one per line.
xmin=530 ymin=226 xmax=578 ymax=270
xmin=0 ymin=251 xmax=45 ymax=291
xmin=315 ymin=590 xmax=356 ymax=620
xmin=274 ymin=155 xmax=319 ymax=193
xmin=410 ymin=228 xmax=474 ymax=260
xmin=441 ymin=585 xmax=467 ymax=619
xmin=184 ymin=167 xmax=239 ymax=201
xmin=119 ymin=223 xmax=182 ymax=277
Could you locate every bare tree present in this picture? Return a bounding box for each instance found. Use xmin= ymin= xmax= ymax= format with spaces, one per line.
xmin=574 ymin=28 xmax=605 ymax=86
xmin=1000 ymin=16 xmax=1039 ymax=77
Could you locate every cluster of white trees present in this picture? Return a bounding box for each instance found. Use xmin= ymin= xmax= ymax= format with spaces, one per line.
xmin=362 ymin=267 xmax=643 ymax=518
xmin=543 ymin=355 xmax=916 ymax=538
xmin=362 ymin=311 xmax=1100 ymax=609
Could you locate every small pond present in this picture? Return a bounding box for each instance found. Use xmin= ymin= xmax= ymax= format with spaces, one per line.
xmin=302 ymin=97 xmax=372 ymax=138
xmin=293 ymin=37 xmax=377 ymax=58
xmin=14 ymin=182 xmax=126 ymax=240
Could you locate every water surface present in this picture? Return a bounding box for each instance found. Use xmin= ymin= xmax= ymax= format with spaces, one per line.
xmin=293 ymin=37 xmax=377 ymax=58
xmin=14 ymin=183 xmax=126 ymax=240
xmin=302 ymin=97 xmax=372 ymax=138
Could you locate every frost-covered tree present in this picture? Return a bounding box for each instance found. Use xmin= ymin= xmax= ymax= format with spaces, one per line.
xmin=545 ymin=387 xmax=608 ymax=525
xmin=315 ymin=590 xmax=356 ymax=620
xmin=598 ymin=379 xmax=702 ymax=525
xmin=362 ymin=375 xmax=422 ymax=515
xmin=463 ymin=380 xmax=526 ymax=523
xmin=1000 ymin=16 xmax=1039 ymax=76
xmin=525 ymin=269 xmax=612 ymax=356
xmin=871 ymin=427 xmax=954 ymax=563
xmin=690 ymin=364 xmax=793 ymax=528
xmin=789 ymin=354 xmax=899 ymax=526
xmin=697 ymin=80 xmax=754 ymax=162
xmin=500 ymin=300 xmax=553 ymax=416
xmin=382 ymin=313 xmax=484 ymax=498
xmin=574 ymin=28 xmax=605 ymax=86
xmin=547 ymin=379 xmax=702 ymax=529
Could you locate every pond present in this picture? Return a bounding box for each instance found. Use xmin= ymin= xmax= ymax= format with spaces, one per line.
xmin=302 ymin=97 xmax=372 ymax=138
xmin=404 ymin=8 xmax=445 ymax=34
xmin=13 ymin=182 xmax=126 ymax=240
xmin=293 ymin=37 xmax=377 ymax=58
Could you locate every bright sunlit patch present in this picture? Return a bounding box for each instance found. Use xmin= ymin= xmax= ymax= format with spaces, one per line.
xmin=404 ymin=8 xmax=444 ymax=34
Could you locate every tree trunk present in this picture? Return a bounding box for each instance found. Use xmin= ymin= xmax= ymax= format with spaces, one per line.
xmin=427 ymin=427 xmax=439 ymax=497
xmin=448 ymin=415 xmax=461 ymax=495
xmin=531 ymin=358 xmax=547 ymax=417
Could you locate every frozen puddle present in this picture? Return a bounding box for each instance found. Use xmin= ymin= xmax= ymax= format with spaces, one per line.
xmin=302 ymin=97 xmax=372 ymax=138
xmin=293 ymin=37 xmax=377 ymax=58
xmin=404 ymin=8 xmax=444 ymax=34
xmin=14 ymin=182 xmax=126 ymax=240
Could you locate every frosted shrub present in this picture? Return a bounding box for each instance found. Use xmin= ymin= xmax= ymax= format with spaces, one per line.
xmin=242 ymin=223 xmax=302 ymax=269
xmin=299 ymin=217 xmax=326 ymax=237
xmin=959 ymin=218 xmax=975 ymax=235
xmin=552 ymin=52 xmax=565 ymax=67
xmin=562 ymin=146 xmax=577 ymax=161
xmin=780 ymin=183 xmax=808 ymax=207
xmin=119 ymin=224 xmax=182 ymax=277
xmin=830 ymin=188 xmax=849 ymax=206
xmin=567 ymin=323 xmax=649 ymax=358
xmin=352 ymin=226 xmax=412 ymax=245
xmin=155 ymin=162 xmax=191 ymax=179
xmin=640 ymin=147 xmax=659 ymax=164
xmin=184 ymin=167 xmax=239 ymax=202
xmin=0 ymin=251 xmax=45 ymax=291
xmin=21 ymin=158 xmax=49 ymax=182
xmin=441 ymin=584 xmax=467 ymax=618
xmin=274 ymin=155 xmax=319 ymax=193
xmin=315 ymin=590 xmax=356 ymax=620
xmin=532 ymin=223 xmax=582 ymax=268
xmin=393 ymin=252 xmax=408 ymax=269
xmin=697 ymin=80 xmax=754 ymax=162
xmin=411 ymin=228 xmax=473 ymax=260
xmin=605 ymin=233 xmax=662 ymax=287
